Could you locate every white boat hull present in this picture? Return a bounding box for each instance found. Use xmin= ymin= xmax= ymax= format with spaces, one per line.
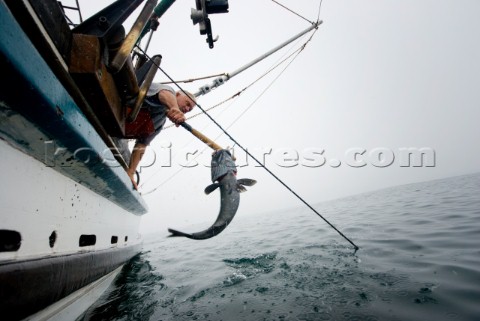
xmin=0 ymin=140 xmax=143 ymax=319
xmin=1 ymin=140 xmax=142 ymax=261
xmin=0 ymin=1 xmax=148 ymax=318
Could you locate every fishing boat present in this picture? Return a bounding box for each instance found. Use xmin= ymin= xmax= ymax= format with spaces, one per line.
xmin=0 ymin=0 xmax=229 ymax=319
xmin=0 ymin=0 xmax=327 ymax=319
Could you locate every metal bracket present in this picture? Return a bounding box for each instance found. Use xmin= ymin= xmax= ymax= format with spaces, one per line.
xmin=191 ymin=0 xmax=228 ymax=48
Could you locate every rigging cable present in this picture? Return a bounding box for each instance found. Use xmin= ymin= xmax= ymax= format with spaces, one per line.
xmin=134 ymin=47 xmax=359 ymax=251
xmin=317 ymin=0 xmax=324 ymax=22
xmin=270 ymin=0 xmax=315 ymax=24
xmin=220 ymin=29 xmax=318 ymax=134
xmin=162 ymin=37 xmax=308 ymax=129
xmin=167 ymin=0 xmax=324 ymax=126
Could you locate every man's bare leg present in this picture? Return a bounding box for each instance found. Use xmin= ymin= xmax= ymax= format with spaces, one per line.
xmin=128 ymin=142 xmax=147 ymax=190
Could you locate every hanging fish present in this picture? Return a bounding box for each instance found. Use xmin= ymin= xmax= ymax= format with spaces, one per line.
xmin=168 ymin=149 xmax=256 ymax=240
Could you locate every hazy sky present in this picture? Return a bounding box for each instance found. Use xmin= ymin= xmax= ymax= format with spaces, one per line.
xmin=76 ymin=0 xmax=480 ymax=234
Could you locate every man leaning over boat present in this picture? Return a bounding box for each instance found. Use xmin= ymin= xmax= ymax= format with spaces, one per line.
xmin=127 ymin=83 xmax=196 ymax=190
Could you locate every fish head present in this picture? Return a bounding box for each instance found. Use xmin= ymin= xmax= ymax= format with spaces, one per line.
xmin=211 ymin=149 xmax=237 ymax=183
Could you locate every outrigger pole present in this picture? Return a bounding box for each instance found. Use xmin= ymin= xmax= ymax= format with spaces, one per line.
xmin=194 ymin=20 xmax=322 ymax=97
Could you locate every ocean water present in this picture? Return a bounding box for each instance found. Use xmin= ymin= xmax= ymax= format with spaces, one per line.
xmin=80 ymin=173 xmax=480 ymax=321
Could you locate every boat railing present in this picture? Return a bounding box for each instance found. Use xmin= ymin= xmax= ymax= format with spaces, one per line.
xmin=57 ymin=0 xmax=83 ymax=27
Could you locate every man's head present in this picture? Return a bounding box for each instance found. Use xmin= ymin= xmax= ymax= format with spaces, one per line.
xmin=176 ymin=91 xmax=197 ymax=113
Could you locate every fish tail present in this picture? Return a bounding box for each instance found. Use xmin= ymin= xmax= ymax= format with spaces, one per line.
xmin=168 ymin=228 xmax=192 ymax=238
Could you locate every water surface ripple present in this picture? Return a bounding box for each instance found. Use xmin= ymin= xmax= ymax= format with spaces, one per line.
xmin=80 ymin=173 xmax=480 ymax=321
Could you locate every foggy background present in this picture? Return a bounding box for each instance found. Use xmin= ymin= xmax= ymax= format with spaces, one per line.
xmin=73 ymin=0 xmax=480 ymax=234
